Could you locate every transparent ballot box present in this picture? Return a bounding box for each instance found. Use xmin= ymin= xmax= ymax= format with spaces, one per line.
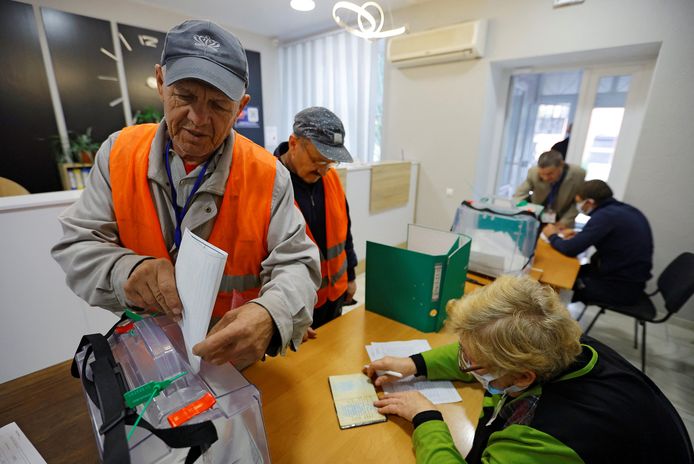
xmin=451 ymin=200 xmax=541 ymax=277
xmin=75 ymin=316 xmax=269 ymax=463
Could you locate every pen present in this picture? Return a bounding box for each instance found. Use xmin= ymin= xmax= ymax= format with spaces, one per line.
xmin=363 ymin=365 xmax=404 ymax=378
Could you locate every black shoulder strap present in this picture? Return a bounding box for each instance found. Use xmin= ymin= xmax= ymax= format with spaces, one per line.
xmin=90 ymin=337 xmax=130 ymax=464
xmin=73 ymin=332 xmax=130 ymax=464
xmin=70 ymin=313 xmax=126 ymax=379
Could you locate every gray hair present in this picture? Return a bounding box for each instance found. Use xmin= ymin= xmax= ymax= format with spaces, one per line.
xmin=537 ymin=150 xmax=564 ymax=168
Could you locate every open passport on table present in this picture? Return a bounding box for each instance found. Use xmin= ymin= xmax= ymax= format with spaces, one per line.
xmin=328 ymin=374 xmax=387 ymax=429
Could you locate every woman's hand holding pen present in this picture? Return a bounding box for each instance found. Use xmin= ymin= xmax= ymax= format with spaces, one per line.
xmin=363 ymin=356 xmax=416 ymax=386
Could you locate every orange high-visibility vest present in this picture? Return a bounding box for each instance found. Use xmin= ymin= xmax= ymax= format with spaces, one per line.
xmin=110 ymin=124 xmax=276 ymax=318
xmin=304 ymin=169 xmax=349 ymax=308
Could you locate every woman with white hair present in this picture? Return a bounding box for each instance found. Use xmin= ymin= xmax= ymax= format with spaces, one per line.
xmin=365 ymin=276 xmax=693 ymax=463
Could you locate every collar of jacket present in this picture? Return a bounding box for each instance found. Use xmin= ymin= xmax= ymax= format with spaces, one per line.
xmin=507 ymin=343 xmax=599 ymax=403
xmin=146 ymin=121 xmax=234 ymax=197
xmin=590 ymin=197 xmax=618 ymax=214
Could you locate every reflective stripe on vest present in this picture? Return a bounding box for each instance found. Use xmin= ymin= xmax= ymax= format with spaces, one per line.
xmin=326 ymin=241 xmax=346 ymax=260
xmin=305 ymin=169 xmax=349 ymax=308
xmin=110 ymin=124 xmax=276 ymax=318
xmin=319 ymin=258 xmax=348 ymax=289
xmin=219 ymin=274 xmax=262 ymax=293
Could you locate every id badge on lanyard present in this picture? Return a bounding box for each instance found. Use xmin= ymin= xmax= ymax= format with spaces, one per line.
xmin=541 ymin=210 xmax=557 ymax=224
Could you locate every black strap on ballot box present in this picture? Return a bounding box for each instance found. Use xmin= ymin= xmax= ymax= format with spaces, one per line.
xmin=459 ymin=200 xmax=539 ymax=219
xmin=71 ymin=317 xmax=218 ymax=464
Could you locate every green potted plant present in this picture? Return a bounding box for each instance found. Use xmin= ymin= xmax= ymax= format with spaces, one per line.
xmin=133 ymin=106 xmax=163 ymax=124
xmin=52 ymin=128 xmax=101 ymax=190
xmin=69 ymin=127 xmax=101 ymax=163
xmin=53 ymin=128 xmax=101 ymax=164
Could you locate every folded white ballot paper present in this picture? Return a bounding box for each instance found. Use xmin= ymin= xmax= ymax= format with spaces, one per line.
xmin=366 ymin=340 xmax=462 ymax=404
xmin=175 ymin=229 xmax=227 ymax=373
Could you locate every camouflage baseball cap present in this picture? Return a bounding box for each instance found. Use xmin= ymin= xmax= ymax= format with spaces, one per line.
xmin=293 ymin=107 xmax=353 ymax=163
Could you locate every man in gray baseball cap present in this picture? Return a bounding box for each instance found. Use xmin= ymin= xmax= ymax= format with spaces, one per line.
xmin=274 ymin=107 xmax=357 ymax=334
xmin=161 ymin=19 xmax=248 ymax=102
xmin=52 ymin=19 xmax=321 ymax=371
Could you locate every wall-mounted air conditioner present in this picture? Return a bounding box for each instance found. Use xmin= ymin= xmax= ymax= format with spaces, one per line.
xmin=387 ymin=20 xmax=487 ymax=68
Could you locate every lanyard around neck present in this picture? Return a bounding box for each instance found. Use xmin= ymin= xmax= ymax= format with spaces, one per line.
xmin=163 ymin=140 xmax=212 ymax=249
xmin=545 ymin=166 xmax=568 ymax=209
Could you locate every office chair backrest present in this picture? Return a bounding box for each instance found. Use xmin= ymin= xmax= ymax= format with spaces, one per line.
xmin=658 ymin=252 xmax=694 ymax=313
xmin=0 ymin=176 xmax=29 ymax=197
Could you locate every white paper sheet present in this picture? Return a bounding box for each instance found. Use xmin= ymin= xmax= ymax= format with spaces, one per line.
xmin=406 ymin=225 xmax=460 ymax=256
xmin=176 ymin=229 xmax=227 ymax=373
xmin=0 ymin=422 xmax=47 ymax=464
xmin=366 ymin=340 xmax=463 ymax=404
xmin=366 ymin=340 xmax=432 ymax=360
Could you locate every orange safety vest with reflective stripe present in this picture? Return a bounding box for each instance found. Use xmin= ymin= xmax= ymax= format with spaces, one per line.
xmin=110 ymin=124 xmax=276 ymax=319
xmin=303 ymin=169 xmax=349 ymax=308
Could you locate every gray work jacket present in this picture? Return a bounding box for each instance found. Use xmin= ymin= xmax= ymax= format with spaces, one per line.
xmin=51 ymin=122 xmax=321 ymax=355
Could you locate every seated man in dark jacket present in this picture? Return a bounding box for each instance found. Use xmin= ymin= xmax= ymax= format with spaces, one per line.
xmin=542 ymin=179 xmax=653 ymax=305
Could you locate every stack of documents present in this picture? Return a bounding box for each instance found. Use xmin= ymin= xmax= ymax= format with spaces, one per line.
xmin=366 ymin=340 xmax=462 ymax=404
xmin=175 ymin=229 xmax=227 ymax=373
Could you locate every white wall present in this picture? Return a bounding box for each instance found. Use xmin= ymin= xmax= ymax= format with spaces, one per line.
xmin=383 ymin=0 xmax=694 ymax=320
xmin=19 ymin=0 xmax=282 ymax=150
xmin=0 ymin=192 xmax=119 ymax=383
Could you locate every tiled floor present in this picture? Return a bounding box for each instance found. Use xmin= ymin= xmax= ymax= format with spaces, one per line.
xmin=347 ymin=272 xmax=694 ymax=440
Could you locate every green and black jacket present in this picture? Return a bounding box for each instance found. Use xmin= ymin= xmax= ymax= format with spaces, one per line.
xmin=409 ymin=336 xmax=693 ymax=464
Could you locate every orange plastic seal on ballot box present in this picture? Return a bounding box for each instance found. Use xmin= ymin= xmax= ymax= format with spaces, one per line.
xmin=167 ymin=392 xmax=217 ymax=427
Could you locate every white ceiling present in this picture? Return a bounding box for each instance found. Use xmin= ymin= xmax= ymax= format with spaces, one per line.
xmin=132 ymin=0 xmax=431 ymax=42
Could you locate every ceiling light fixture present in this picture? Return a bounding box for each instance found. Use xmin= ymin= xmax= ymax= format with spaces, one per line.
xmin=332 ymin=1 xmax=406 ymax=40
xmin=291 ymin=0 xmax=316 ymax=12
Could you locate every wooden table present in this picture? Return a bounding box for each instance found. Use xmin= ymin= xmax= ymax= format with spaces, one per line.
xmin=244 ymin=307 xmax=482 ymax=464
xmin=0 ymin=308 xmax=482 ymax=464
xmin=468 ymin=239 xmax=580 ymax=291
xmin=532 ymin=239 xmax=580 ymax=290
xmin=0 ymin=361 xmax=98 ymax=463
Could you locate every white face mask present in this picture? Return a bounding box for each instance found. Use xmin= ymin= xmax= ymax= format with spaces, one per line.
xmin=459 ymin=342 xmax=528 ymax=396
xmin=469 ymin=370 xmax=527 ymax=396
xmin=577 ymin=199 xmax=592 ymax=215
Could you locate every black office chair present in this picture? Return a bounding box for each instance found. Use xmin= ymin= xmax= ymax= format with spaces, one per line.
xmin=581 ymin=252 xmax=694 ymax=373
